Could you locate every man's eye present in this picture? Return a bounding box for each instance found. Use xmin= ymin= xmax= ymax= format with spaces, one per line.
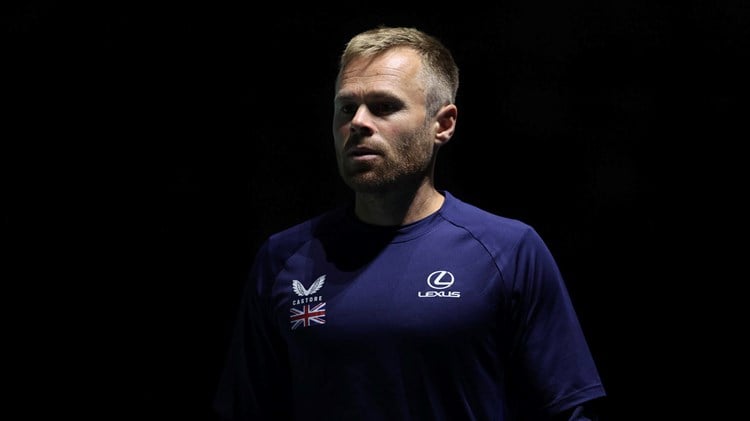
xmin=340 ymin=104 xmax=357 ymax=114
xmin=370 ymin=102 xmax=399 ymax=115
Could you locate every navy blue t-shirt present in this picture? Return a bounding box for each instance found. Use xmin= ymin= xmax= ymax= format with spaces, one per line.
xmin=214 ymin=191 xmax=605 ymax=420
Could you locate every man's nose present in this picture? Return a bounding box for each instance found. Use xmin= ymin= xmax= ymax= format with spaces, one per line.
xmin=350 ymin=105 xmax=374 ymax=135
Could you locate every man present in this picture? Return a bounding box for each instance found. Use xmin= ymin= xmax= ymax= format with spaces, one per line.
xmin=214 ymin=26 xmax=606 ymax=420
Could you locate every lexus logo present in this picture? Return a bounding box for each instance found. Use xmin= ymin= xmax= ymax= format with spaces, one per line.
xmin=427 ymin=270 xmax=455 ymax=290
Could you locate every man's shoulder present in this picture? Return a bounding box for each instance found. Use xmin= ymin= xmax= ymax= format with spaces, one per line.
xmin=441 ymin=191 xmax=535 ymax=239
xmin=266 ymin=206 xmax=348 ymax=247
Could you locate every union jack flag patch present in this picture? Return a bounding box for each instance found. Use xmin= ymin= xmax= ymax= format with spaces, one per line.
xmin=290 ymin=302 xmax=326 ymax=330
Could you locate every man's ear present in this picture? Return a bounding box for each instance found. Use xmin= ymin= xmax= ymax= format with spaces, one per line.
xmin=434 ymin=104 xmax=458 ymax=146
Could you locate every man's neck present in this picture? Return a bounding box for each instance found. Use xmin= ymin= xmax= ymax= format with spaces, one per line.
xmin=354 ymin=185 xmax=444 ymax=227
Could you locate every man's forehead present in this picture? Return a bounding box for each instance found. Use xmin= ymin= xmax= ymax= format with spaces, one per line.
xmin=337 ymin=51 xmax=423 ymax=97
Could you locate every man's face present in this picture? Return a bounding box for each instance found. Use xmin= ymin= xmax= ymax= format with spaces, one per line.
xmin=332 ymin=47 xmax=436 ymax=193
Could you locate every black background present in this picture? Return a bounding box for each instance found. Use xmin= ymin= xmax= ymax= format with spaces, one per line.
xmin=5 ymin=1 xmax=746 ymax=420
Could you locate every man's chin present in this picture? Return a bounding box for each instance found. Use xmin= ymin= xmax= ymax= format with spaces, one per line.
xmin=342 ymin=174 xmax=389 ymax=194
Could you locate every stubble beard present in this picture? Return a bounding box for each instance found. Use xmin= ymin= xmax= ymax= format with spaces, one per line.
xmin=340 ymin=124 xmax=433 ymax=194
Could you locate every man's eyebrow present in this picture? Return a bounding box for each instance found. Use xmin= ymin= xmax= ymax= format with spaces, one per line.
xmin=335 ymin=91 xmax=399 ymax=102
xmin=334 ymin=93 xmax=356 ymax=103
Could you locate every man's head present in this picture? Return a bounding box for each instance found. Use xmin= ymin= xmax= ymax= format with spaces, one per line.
xmin=332 ymin=27 xmax=459 ymax=194
xmin=337 ymin=26 xmax=459 ymax=119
